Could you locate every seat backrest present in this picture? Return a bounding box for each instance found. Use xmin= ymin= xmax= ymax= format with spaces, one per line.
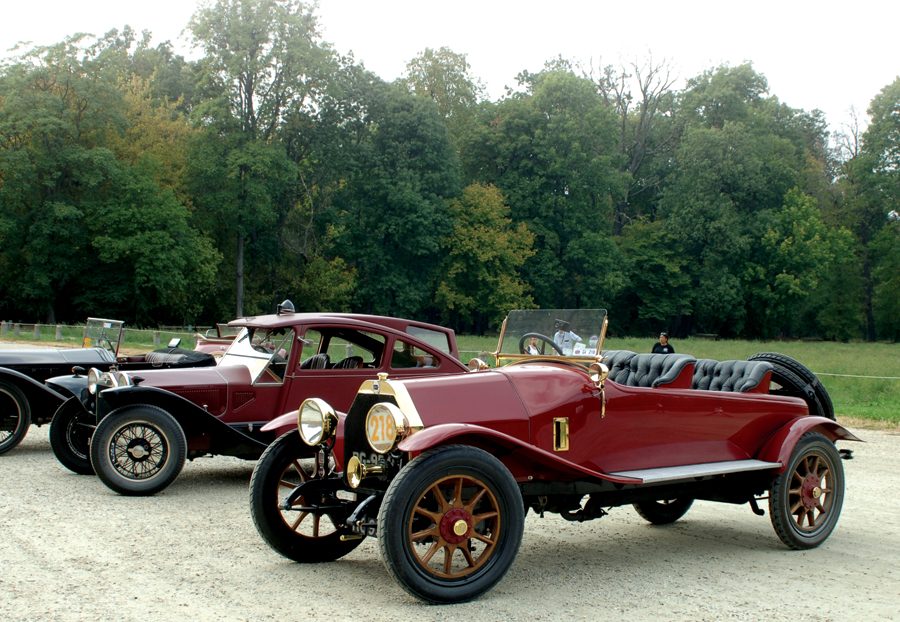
xmin=601 ymin=350 xmax=637 ymax=384
xmin=707 ymin=360 xmax=774 ymax=393
xmin=300 ymin=353 xmax=330 ymax=369
xmin=692 ymin=359 xmax=719 ymax=390
xmin=622 ymin=353 xmax=697 ymax=388
xmin=333 ymin=355 xmax=363 ymax=369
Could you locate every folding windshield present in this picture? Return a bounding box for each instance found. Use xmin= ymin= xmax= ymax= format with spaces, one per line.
xmin=218 ymin=327 xmax=295 ymax=382
xmin=496 ymin=309 xmax=608 ymax=365
xmin=82 ymin=318 xmax=125 ymax=357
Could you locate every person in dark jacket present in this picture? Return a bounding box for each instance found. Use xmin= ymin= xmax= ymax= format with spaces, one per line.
xmin=652 ymin=332 xmax=675 ymax=354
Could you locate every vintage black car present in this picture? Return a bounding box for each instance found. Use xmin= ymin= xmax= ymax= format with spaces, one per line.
xmin=0 ymin=318 xmax=214 ymax=456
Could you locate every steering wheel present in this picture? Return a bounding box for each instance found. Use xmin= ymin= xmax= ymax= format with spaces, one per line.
xmin=518 ymin=332 xmax=564 ymax=356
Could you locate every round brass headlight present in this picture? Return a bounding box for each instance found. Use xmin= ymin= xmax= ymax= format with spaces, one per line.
xmin=87 ymin=368 xmax=118 ymax=395
xmin=114 ymin=371 xmax=132 ymax=387
xmin=87 ymin=368 xmax=101 ymax=395
xmin=365 ymin=402 xmax=407 ymax=454
xmin=297 ymin=398 xmax=337 ymax=446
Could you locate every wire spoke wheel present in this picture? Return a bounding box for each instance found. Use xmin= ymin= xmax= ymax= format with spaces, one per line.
xmin=109 ymin=422 xmax=168 ymax=479
xmin=90 ymin=406 xmax=186 ymax=496
xmin=0 ymin=381 xmax=31 ymax=455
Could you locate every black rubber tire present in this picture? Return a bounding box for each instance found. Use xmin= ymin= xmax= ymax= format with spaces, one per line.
xmin=633 ymin=498 xmax=694 ymax=525
xmin=378 ymin=445 xmax=525 ymax=604
xmin=90 ymin=405 xmax=187 ymax=496
xmin=250 ymin=430 xmax=363 ymax=563
xmin=49 ymin=399 xmax=95 ymax=475
xmin=749 ymin=352 xmax=834 ymax=420
xmin=769 ymin=432 xmax=844 ymax=549
xmin=0 ymin=380 xmax=31 ymax=455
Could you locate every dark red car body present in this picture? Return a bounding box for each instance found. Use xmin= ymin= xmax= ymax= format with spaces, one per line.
xmin=46 ymin=309 xmax=465 ymax=495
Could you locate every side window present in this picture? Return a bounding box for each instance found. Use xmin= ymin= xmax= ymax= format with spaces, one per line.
xmin=405 ymin=326 xmax=452 ymax=354
xmin=324 ymin=331 xmax=384 ymax=369
xmin=391 ymin=339 xmax=439 ymax=369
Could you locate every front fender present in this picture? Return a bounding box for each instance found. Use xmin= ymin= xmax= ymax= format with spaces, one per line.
xmin=45 ymin=374 xmax=91 ymax=408
xmin=99 ymin=386 xmax=269 ymax=459
xmin=757 ymin=416 xmax=862 ymax=472
xmin=398 ymin=423 xmax=641 ymax=485
xmin=0 ymin=367 xmax=67 ymax=425
xmin=261 ymin=410 xmax=298 ymax=436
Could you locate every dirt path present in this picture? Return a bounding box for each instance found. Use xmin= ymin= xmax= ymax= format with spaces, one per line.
xmin=1 ymin=425 xmax=897 ymax=621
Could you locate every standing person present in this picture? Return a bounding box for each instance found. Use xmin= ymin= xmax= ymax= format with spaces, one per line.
xmin=652 ymin=332 xmax=675 ymax=354
xmin=553 ymin=320 xmax=582 ymax=354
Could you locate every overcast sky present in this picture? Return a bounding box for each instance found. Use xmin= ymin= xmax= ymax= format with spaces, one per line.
xmin=2 ymin=0 xmax=897 ymax=133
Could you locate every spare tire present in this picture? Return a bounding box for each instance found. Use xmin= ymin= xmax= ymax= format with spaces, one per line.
xmin=748 ymin=352 xmax=834 ymax=420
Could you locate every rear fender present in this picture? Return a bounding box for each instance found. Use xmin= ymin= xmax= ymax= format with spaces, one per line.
xmin=757 ymin=416 xmax=862 ymax=472
xmin=398 ymin=423 xmax=641 ymax=485
xmin=0 ymin=367 xmax=67 ymax=425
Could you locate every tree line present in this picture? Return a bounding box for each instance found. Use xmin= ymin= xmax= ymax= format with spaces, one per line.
xmin=0 ymin=0 xmax=897 ymax=341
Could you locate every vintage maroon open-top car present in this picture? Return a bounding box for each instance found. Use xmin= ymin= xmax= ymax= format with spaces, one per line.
xmin=249 ymin=308 xmax=859 ymax=604
xmin=45 ymin=302 xmax=466 ymax=495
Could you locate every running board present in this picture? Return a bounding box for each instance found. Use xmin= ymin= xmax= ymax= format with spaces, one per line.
xmin=609 ymin=459 xmax=781 ymax=485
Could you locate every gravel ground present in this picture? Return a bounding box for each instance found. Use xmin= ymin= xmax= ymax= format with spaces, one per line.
xmin=1 ymin=423 xmax=898 ymax=622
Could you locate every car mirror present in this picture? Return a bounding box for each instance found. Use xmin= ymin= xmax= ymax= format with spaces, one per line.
xmin=167 ymin=338 xmax=181 ymax=349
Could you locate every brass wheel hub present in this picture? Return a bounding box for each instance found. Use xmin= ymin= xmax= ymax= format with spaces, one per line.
xmin=439 ymin=508 xmax=471 ymax=544
xmin=800 ymin=474 xmax=822 ymax=509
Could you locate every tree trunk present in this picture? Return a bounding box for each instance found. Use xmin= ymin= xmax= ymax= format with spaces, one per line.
xmin=236 ymin=232 xmax=245 ymax=318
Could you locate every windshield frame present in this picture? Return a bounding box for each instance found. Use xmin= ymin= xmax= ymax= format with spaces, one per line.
xmin=494 ymin=309 xmax=609 ymax=367
xmin=218 ymin=327 xmax=296 ymax=383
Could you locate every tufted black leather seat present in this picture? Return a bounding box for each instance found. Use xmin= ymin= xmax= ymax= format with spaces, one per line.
xmin=601 ymin=350 xmax=638 ymax=384
xmin=691 ymin=359 xmax=720 ymax=390
xmin=693 ymin=359 xmax=773 ymax=393
xmin=622 ymin=353 xmax=697 ymax=388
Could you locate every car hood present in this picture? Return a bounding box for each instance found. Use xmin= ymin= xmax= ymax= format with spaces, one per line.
xmin=0 ymin=347 xmax=114 ymax=367
xmin=125 ymin=364 xmax=252 ymax=389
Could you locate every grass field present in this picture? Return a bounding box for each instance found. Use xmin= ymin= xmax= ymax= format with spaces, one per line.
xmin=3 ymin=325 xmax=897 ymax=426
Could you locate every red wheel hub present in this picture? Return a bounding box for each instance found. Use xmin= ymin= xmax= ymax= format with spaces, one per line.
xmin=800 ymin=474 xmax=822 ymax=509
xmin=439 ymin=508 xmax=471 ymax=544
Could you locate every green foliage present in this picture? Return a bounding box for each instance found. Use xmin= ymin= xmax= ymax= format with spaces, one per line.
xmin=333 ymin=83 xmax=460 ymax=318
xmin=435 ymin=183 xmax=534 ymax=332
xmin=871 ymin=222 xmax=900 ymax=340
xmin=0 ymin=11 xmax=897 ymax=344
xmin=467 ymin=70 xmax=625 ymax=306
